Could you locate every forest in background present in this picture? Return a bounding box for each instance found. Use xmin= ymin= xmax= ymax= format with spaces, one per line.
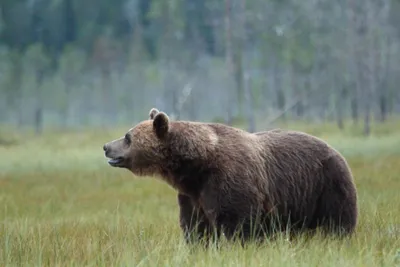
xmin=1 ymin=0 xmax=400 ymax=135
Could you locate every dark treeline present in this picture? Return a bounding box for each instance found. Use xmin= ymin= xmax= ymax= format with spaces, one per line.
xmin=1 ymin=0 xmax=400 ymax=134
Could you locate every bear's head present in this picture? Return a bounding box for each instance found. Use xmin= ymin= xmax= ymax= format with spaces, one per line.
xmin=103 ymin=108 xmax=171 ymax=176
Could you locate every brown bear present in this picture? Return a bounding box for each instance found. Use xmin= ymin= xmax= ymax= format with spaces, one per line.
xmin=103 ymin=108 xmax=358 ymax=244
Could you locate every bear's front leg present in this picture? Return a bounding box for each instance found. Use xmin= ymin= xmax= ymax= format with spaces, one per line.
xmin=177 ymin=193 xmax=214 ymax=245
xmin=200 ymin=189 xmax=267 ymax=245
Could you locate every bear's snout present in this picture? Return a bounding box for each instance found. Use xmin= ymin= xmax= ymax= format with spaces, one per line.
xmin=103 ymin=143 xmax=113 ymax=158
xmin=103 ymin=140 xmax=125 ymax=159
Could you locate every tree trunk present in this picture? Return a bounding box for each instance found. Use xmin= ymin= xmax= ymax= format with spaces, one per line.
xmin=130 ymin=10 xmax=146 ymax=120
xmin=10 ymin=53 xmax=24 ymax=128
xmin=295 ymin=92 xmax=304 ymax=118
xmin=34 ymin=69 xmax=44 ymax=135
xmin=273 ymin=62 xmax=285 ymax=119
xmin=244 ymin=73 xmax=255 ymax=133
xmin=64 ymin=0 xmax=76 ymax=44
xmin=224 ymin=0 xmax=234 ymax=125
xmin=351 ymin=96 xmax=358 ymax=124
xmin=62 ymin=75 xmax=72 ymax=128
xmin=336 ymin=87 xmax=346 ymax=130
xmin=363 ymin=102 xmax=371 ymax=136
xmin=101 ymin=67 xmax=112 ymax=127
xmin=234 ymin=49 xmax=244 ymax=117
xmin=379 ymin=94 xmax=387 ymax=122
xmin=377 ymin=36 xmax=391 ymax=123
xmin=34 ymin=107 xmax=43 ymax=135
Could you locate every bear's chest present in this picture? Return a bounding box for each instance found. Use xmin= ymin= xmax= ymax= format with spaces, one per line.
xmin=164 ymin=166 xmax=210 ymax=198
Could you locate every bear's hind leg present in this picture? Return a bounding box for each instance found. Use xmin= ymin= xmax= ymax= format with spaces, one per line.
xmin=178 ymin=193 xmax=214 ymax=245
xmin=311 ymin=156 xmax=358 ymax=237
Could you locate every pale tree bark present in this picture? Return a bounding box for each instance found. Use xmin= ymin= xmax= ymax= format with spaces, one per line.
xmin=363 ymin=0 xmax=377 ymax=136
xmin=360 ymin=39 xmax=372 ymax=137
xmin=8 ymin=52 xmax=24 ymax=128
xmin=362 ymin=0 xmax=392 ymax=133
xmin=92 ymin=35 xmax=116 ymax=127
xmin=375 ymin=0 xmax=392 ymax=122
xmin=334 ymin=77 xmax=347 ymax=130
xmin=62 ymin=73 xmax=72 ymax=128
xmin=342 ymin=24 xmax=358 ymax=126
xmin=363 ymin=64 xmax=372 ymax=137
xmin=290 ymin=68 xmax=304 ymax=119
xmin=244 ymin=73 xmax=255 ymax=132
xmin=130 ymin=5 xmax=146 ymax=119
xmin=158 ymin=1 xmax=180 ymax=119
xmin=34 ymin=69 xmax=44 ymax=135
xmin=224 ymin=0 xmax=234 ymax=125
xmin=238 ymin=0 xmax=255 ymax=131
xmin=234 ymin=0 xmax=247 ymax=118
xmin=59 ymin=48 xmax=84 ymax=128
xmin=271 ymin=56 xmax=285 ymax=119
xmin=377 ymin=42 xmax=390 ymax=122
xmin=347 ymin=0 xmax=361 ymax=126
xmin=347 ymin=0 xmax=393 ymax=135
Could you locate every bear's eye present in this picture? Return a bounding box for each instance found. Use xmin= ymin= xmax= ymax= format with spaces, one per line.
xmin=124 ymin=133 xmax=131 ymax=145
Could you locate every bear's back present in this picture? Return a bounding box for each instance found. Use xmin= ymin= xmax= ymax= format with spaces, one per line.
xmin=253 ymin=128 xmax=344 ymax=196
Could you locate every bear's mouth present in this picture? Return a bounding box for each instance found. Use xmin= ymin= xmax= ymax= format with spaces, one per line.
xmin=107 ymin=157 xmax=125 ymax=167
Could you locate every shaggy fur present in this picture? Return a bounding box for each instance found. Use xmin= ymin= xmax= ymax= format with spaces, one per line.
xmin=103 ymin=108 xmax=358 ymax=244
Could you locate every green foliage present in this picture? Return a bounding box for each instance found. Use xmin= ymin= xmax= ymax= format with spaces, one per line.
xmin=0 ymin=46 xmax=11 ymax=91
xmin=59 ymin=45 xmax=86 ymax=77
xmin=0 ymin=0 xmax=399 ymax=130
xmin=23 ymin=43 xmax=51 ymax=73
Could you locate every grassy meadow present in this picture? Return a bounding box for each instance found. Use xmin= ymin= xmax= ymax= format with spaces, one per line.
xmin=1 ymin=119 xmax=400 ymax=266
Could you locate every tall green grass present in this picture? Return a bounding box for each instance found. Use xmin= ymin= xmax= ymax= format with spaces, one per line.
xmin=1 ymin=120 xmax=399 ymax=266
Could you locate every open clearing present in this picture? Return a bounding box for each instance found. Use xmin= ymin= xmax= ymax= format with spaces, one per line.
xmin=1 ymin=120 xmax=399 ymax=266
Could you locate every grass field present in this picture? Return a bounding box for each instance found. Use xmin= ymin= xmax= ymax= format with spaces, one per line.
xmin=1 ymin=119 xmax=400 ymax=266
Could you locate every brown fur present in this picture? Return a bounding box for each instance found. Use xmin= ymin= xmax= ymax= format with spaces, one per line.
xmin=103 ymin=108 xmax=358 ymax=245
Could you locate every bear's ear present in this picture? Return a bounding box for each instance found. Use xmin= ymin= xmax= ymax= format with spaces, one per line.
xmin=149 ymin=108 xmax=159 ymax=120
xmin=153 ymin=112 xmax=169 ymax=138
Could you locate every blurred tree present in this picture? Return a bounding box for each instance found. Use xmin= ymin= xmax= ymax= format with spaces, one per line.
xmin=0 ymin=0 xmax=399 ymax=132
xmin=58 ymin=45 xmax=86 ymax=127
xmin=23 ymin=43 xmax=51 ymax=135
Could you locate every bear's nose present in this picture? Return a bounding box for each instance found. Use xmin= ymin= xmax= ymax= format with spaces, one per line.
xmin=103 ymin=144 xmax=108 ymax=152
